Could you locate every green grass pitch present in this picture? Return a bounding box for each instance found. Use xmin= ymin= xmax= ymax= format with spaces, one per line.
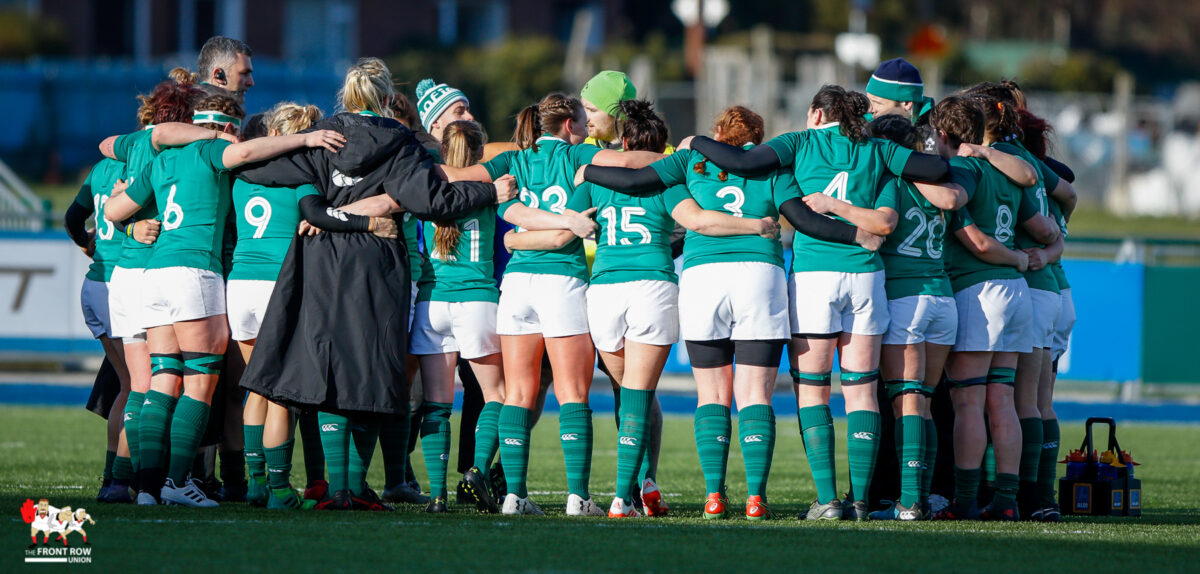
xmin=2 ymin=406 xmax=1198 ymax=572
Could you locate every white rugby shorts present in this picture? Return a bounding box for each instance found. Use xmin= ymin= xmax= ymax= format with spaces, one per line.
xmin=679 ymin=262 xmax=789 ymax=341
xmin=496 ymin=273 xmax=589 ymax=337
xmin=586 ymin=280 xmax=680 ymax=352
xmin=226 ymin=279 xmax=275 ymax=341
xmin=952 ymin=278 xmax=1033 ymax=353
xmin=141 ymin=267 xmax=226 ymax=328
xmin=883 ymin=294 xmax=957 ymax=346
xmin=789 ymin=270 xmax=889 ymax=336
xmin=409 ymin=300 xmax=501 ymax=359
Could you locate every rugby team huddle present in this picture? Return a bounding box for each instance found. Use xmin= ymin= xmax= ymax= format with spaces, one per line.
xmin=66 ymin=34 xmax=1077 ymax=524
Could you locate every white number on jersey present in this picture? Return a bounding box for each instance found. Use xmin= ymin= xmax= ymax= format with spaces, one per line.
xmin=716 ymin=186 xmax=745 ymax=218
xmin=926 ymin=212 xmax=945 ymax=259
xmin=822 ymin=171 xmax=850 ymax=202
xmin=463 ymin=218 xmax=481 ymax=262
xmin=995 ymin=204 xmax=1014 ymax=243
xmin=896 ymin=207 xmax=927 ymax=258
xmin=244 ymin=197 xmax=272 ymax=239
xmin=93 ymin=194 xmax=114 ymax=240
xmin=163 ymin=184 xmax=184 ymax=231
xmin=600 ymin=206 xmax=651 ymax=246
xmin=544 ymin=185 xmax=568 ymax=214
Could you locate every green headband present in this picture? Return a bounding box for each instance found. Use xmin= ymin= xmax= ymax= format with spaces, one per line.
xmin=193 ymin=111 xmax=242 ymax=128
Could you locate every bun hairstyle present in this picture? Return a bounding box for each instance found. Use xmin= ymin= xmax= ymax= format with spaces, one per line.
xmin=513 ymin=93 xmax=583 ymax=151
xmin=970 ymin=93 xmax=1022 ymax=143
xmin=167 ymin=67 xmax=198 ymax=86
xmin=616 ymin=99 xmax=669 ymax=153
xmin=434 ymin=120 xmax=487 ymax=261
xmin=338 ymin=57 xmax=395 ymax=118
xmin=869 ymin=114 xmax=919 ymax=150
xmin=810 ymin=85 xmax=870 ymax=142
xmin=929 ymin=95 xmax=985 ymax=147
xmin=136 ymin=76 xmax=203 ymax=127
xmin=695 ymin=105 xmax=765 ymax=182
xmin=267 ymin=102 xmax=322 ymax=136
xmin=193 ymin=93 xmax=245 ymax=132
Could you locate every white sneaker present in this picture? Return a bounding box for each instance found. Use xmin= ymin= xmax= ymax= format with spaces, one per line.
xmin=566 ymin=493 xmax=605 ymax=516
xmin=607 ymin=497 xmax=640 ymax=518
xmin=501 ymin=493 xmax=543 ymax=516
xmin=160 ymin=478 xmax=219 ymax=508
xmin=136 ymin=492 xmax=158 ymax=506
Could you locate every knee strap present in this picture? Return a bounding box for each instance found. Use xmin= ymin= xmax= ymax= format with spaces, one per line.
xmin=945 ymin=375 xmax=988 ymax=389
xmin=150 ymin=353 xmax=183 ymax=377
xmin=840 ymin=369 xmax=880 ymax=386
xmin=885 ymin=379 xmax=926 ymax=400
xmin=181 ymin=352 xmax=224 ymax=376
xmin=686 ymin=339 xmax=735 ymax=369
xmin=733 ymin=339 xmax=785 ymax=368
xmin=986 ymin=367 xmax=1016 ymax=387
xmin=790 ymin=370 xmax=832 ymax=386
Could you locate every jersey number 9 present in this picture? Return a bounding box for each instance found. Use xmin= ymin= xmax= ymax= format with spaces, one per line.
xmin=245 ymin=197 xmax=272 ymax=239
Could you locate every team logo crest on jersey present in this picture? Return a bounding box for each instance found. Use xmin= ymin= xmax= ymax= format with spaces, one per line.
xmin=331 ymin=169 xmax=363 ymax=188
xmin=21 ymin=499 xmax=96 ymax=563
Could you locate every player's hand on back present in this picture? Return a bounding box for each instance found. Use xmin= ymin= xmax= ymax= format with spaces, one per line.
xmin=134 ymin=219 xmax=161 ymax=245
xmin=676 ymin=135 xmax=695 ymax=150
xmin=564 ymin=208 xmax=597 ymax=239
xmin=802 ymin=192 xmax=845 ymax=215
xmin=369 ymin=216 xmax=398 ymax=239
xmin=574 ymin=165 xmax=588 ymax=188
xmin=758 ymin=216 xmax=781 ymax=239
xmin=855 ymin=228 xmax=885 ymax=252
xmin=1014 ymin=250 xmax=1030 ymax=273
xmin=494 ymin=174 xmax=518 ymax=204
xmin=304 ymin=130 xmax=346 ymax=153
xmin=110 ymin=179 xmax=128 ymax=198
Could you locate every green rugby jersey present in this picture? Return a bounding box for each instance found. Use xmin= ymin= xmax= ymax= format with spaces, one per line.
xmin=402 ymin=213 xmax=425 ymax=284
xmin=112 ymin=127 xmax=161 ymax=269
xmin=1047 ymin=192 xmax=1070 ymax=290
xmin=228 ymin=180 xmax=317 ymax=281
xmin=650 ymin=147 xmax=795 ymax=271
xmin=878 ymin=176 xmax=955 ymax=299
xmin=765 ymin=125 xmax=913 ymax=273
xmin=126 ymin=139 xmax=233 ymax=275
xmin=72 ymin=158 xmax=127 ymax=282
xmin=483 ymin=136 xmax=599 ymax=281
xmin=994 ymin=141 xmax=1059 ymax=294
xmin=944 ymin=156 xmax=1039 ymax=292
xmin=566 ymin=181 xmax=676 ymax=285
xmin=417 ymin=206 xmax=500 ymax=303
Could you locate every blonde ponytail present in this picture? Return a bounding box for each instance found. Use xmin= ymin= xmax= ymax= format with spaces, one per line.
xmin=338 ymin=57 xmax=395 ymax=118
xmin=267 ymin=102 xmax=323 ymax=136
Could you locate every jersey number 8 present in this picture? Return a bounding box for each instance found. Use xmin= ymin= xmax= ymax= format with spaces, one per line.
xmin=995 ymin=205 xmax=1014 ymax=244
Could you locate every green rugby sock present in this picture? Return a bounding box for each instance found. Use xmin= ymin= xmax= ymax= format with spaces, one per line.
xmin=473 ymin=401 xmax=503 ymax=471
xmin=694 ymin=404 xmax=731 ymax=496
xmin=847 ymin=410 xmax=880 ymax=503
xmin=559 ymin=403 xmax=594 ymax=499
xmin=348 ymin=417 xmax=381 ymax=497
xmin=738 ymin=405 xmax=775 ymax=498
xmin=264 ymin=439 xmax=295 ymax=490
xmin=498 ymin=405 xmax=533 ymax=498
xmin=921 ymin=417 xmax=937 ymax=503
xmin=113 ymin=456 xmax=133 ymax=481
xmin=124 ymin=391 xmax=145 ymax=473
xmin=1037 ymin=419 xmax=1060 ymax=506
xmin=983 ymin=444 xmax=997 ymax=485
xmin=799 ymin=405 xmax=837 ymax=504
xmin=954 ymin=466 xmax=982 ymax=508
xmin=899 ymin=415 xmax=924 ymax=508
xmin=1019 ymin=417 xmax=1043 ymax=482
xmin=167 ymin=396 xmax=211 ymax=485
xmin=994 ymin=472 xmax=1019 ymax=506
xmin=420 ymin=402 xmax=453 ymax=498
xmin=379 ymin=412 xmax=410 ymax=488
xmin=317 ymin=412 xmax=350 ymax=493
xmin=103 ymin=450 xmax=116 ymax=480
xmin=244 ymin=424 xmax=265 ymax=477
xmin=616 ymin=388 xmax=653 ymax=503
xmin=138 ymin=390 xmax=177 ymax=474
xmin=298 ymin=411 xmax=326 ymax=485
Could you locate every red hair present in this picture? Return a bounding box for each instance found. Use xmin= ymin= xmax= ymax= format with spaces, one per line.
xmin=1017 ymin=108 xmax=1052 ymax=159
xmin=137 ymin=80 xmax=204 ymax=126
